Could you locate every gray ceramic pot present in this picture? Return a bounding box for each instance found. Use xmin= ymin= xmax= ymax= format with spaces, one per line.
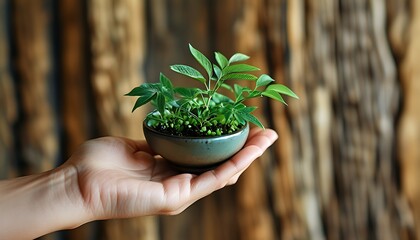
xmin=143 ymin=121 xmax=250 ymax=173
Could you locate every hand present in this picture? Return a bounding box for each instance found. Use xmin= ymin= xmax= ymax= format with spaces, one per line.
xmin=66 ymin=128 xmax=278 ymax=219
xmin=0 ymin=128 xmax=277 ymax=239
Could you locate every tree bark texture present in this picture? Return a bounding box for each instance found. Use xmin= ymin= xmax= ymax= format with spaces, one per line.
xmin=87 ymin=0 xmax=158 ymax=239
xmin=0 ymin=0 xmax=16 ymax=179
xmin=12 ymin=0 xmax=58 ymax=176
xmin=2 ymin=0 xmax=420 ymax=239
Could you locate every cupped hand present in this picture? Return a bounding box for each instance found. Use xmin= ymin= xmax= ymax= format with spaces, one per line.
xmin=65 ymin=128 xmax=278 ymax=220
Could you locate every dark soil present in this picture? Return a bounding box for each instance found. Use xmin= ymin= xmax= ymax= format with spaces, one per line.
xmin=152 ymin=123 xmax=242 ymax=137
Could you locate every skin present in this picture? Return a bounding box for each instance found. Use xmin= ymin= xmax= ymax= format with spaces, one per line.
xmin=0 ymin=128 xmax=278 ymax=240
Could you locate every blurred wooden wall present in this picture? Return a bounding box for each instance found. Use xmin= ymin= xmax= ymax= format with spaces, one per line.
xmin=1 ymin=0 xmax=419 ymax=239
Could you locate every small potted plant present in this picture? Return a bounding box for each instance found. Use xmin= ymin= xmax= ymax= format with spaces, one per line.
xmin=126 ymin=44 xmax=298 ymax=172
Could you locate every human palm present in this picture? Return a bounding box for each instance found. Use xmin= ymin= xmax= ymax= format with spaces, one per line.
xmin=66 ymin=128 xmax=278 ymax=220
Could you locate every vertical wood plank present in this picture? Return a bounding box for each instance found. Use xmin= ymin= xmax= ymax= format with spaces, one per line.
xmin=286 ymin=0 xmax=325 ymax=239
xmin=387 ymin=0 xmax=416 ymax=239
xmin=1 ymin=0 xmax=419 ymax=239
xmin=88 ymin=0 xmax=148 ymax=138
xmin=58 ymin=0 xmax=97 ymax=239
xmin=233 ymin=0 xmax=277 ymax=239
xmin=398 ymin=0 xmax=420 ymax=238
xmin=59 ymin=0 xmax=90 ymax=155
xmin=87 ymin=0 xmax=158 ymax=239
xmin=13 ymin=0 xmax=58 ymax=175
xmin=0 ymin=0 xmax=17 ymax=179
xmin=264 ymin=0 xmax=308 ymax=239
xmin=12 ymin=1 xmax=59 ymax=239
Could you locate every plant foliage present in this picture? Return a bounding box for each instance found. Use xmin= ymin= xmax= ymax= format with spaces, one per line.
xmin=126 ymin=44 xmax=298 ymax=136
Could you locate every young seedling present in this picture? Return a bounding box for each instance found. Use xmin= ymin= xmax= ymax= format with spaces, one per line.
xmin=126 ymin=44 xmax=298 ymax=136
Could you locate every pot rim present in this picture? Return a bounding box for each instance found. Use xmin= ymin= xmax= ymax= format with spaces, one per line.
xmin=143 ymin=120 xmax=249 ymax=140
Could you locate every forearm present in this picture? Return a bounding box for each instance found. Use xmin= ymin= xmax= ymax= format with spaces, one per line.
xmin=0 ymin=165 xmax=92 ymax=239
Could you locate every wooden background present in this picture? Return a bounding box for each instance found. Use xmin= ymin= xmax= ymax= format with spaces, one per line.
xmin=1 ymin=0 xmax=419 ymax=239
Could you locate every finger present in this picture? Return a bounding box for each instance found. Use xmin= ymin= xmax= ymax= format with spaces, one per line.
xmin=158 ymin=129 xmax=278 ymax=215
xmin=227 ymin=171 xmax=242 ymax=185
xmin=189 ymin=129 xmax=277 ymax=198
xmin=245 ymin=128 xmax=278 ymax=148
xmin=226 ymin=129 xmax=278 ymax=185
xmin=187 ymin=145 xmax=262 ymax=200
xmin=248 ymin=127 xmax=264 ymax=138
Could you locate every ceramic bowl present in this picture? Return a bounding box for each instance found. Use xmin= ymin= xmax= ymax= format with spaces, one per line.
xmin=143 ymin=121 xmax=250 ymax=173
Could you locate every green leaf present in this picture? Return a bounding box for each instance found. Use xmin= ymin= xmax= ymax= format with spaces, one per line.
xmin=229 ymin=53 xmax=250 ymax=64
xmin=174 ymin=87 xmax=202 ymax=98
xmin=248 ymin=91 xmax=262 ymax=98
xmin=131 ymin=93 xmax=155 ymax=112
xmin=234 ymin=84 xmax=243 ymax=99
xmin=175 ymin=98 xmax=191 ymax=107
xmin=233 ymin=105 xmax=264 ymax=128
xmin=233 ymin=113 xmax=246 ymax=125
xmin=162 ymin=91 xmax=174 ymax=102
xmin=233 ymin=84 xmax=253 ymax=101
xmin=125 ymin=84 xmax=157 ymax=96
xmin=145 ymin=114 xmax=164 ymax=126
xmin=256 ymin=74 xmax=275 ymax=88
xmin=222 ymin=64 xmax=260 ymax=75
xmin=239 ymin=112 xmax=264 ymax=128
xmin=156 ymin=93 xmax=166 ymax=115
xmin=221 ymin=73 xmax=258 ymax=81
xmin=215 ymin=52 xmax=229 ymax=69
xmin=159 ymin=73 xmax=173 ymax=91
xmin=189 ymin=44 xmax=213 ymax=78
xmin=126 ymin=86 xmax=147 ymax=96
xmin=220 ymin=83 xmax=233 ymax=92
xmin=235 ymin=103 xmax=247 ymax=109
xmin=262 ymin=90 xmax=287 ymax=105
xmin=213 ymin=65 xmax=222 ymax=80
xmin=170 ymin=64 xmax=206 ymax=83
xmin=266 ymin=84 xmax=299 ymax=99
xmin=239 ymin=105 xmax=257 ymax=113
xmin=168 ymin=99 xmax=179 ymax=108
xmin=219 ymin=106 xmax=234 ymax=121
xmin=212 ymin=92 xmax=233 ymax=103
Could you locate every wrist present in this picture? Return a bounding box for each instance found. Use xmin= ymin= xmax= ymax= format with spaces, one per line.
xmin=0 ymin=165 xmax=93 ymax=239
xmin=47 ymin=164 xmax=95 ymax=229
